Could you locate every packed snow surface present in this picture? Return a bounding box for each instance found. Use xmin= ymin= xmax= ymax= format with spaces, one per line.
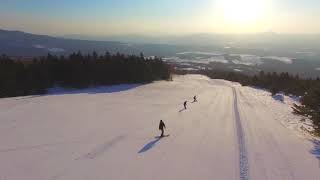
xmin=0 ymin=75 xmax=319 ymax=180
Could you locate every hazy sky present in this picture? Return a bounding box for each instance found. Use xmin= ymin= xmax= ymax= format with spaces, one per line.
xmin=0 ymin=0 xmax=319 ymax=36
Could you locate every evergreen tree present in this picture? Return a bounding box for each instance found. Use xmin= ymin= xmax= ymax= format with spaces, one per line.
xmin=0 ymin=51 xmax=171 ymax=98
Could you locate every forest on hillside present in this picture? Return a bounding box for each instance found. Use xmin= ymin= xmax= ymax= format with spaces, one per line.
xmin=0 ymin=52 xmax=171 ymax=98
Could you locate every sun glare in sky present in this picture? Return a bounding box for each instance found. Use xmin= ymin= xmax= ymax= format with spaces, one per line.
xmin=216 ymin=0 xmax=271 ymax=28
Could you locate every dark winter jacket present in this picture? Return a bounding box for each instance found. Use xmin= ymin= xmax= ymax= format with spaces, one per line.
xmin=184 ymin=101 xmax=187 ymax=106
xmin=159 ymin=120 xmax=166 ymax=130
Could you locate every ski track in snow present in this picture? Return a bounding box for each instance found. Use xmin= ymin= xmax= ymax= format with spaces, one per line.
xmin=233 ymin=87 xmax=250 ymax=180
xmin=78 ymin=135 xmax=126 ymax=160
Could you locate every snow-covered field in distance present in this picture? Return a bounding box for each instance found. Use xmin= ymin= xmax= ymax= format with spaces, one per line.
xmin=164 ymin=51 xmax=294 ymax=66
xmin=0 ymin=75 xmax=319 ymax=180
xmin=163 ymin=51 xmax=320 ymax=78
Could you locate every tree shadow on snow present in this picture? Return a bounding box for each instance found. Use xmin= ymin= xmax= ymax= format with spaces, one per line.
xmin=138 ymin=138 xmax=162 ymax=154
xmin=14 ymin=95 xmax=43 ymax=100
xmin=11 ymin=84 xmax=143 ymax=100
xmin=272 ymin=94 xmax=284 ymax=103
xmin=47 ymin=84 xmax=142 ymax=96
xmin=310 ymin=139 xmax=320 ymax=160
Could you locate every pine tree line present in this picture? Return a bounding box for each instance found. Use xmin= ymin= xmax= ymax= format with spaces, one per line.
xmin=0 ymin=52 xmax=171 ymax=98
xmin=292 ymin=85 xmax=320 ymax=135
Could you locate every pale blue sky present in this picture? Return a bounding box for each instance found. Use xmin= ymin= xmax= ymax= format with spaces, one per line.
xmin=0 ymin=0 xmax=319 ymax=35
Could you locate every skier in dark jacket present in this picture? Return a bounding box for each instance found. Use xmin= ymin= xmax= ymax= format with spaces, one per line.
xmin=183 ymin=101 xmax=188 ymax=109
xmin=193 ymin=95 xmax=197 ymax=102
xmin=159 ymin=120 xmax=166 ymax=137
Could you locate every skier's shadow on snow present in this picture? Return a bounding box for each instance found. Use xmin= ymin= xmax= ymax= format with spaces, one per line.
xmin=310 ymin=139 xmax=320 ymax=160
xmin=138 ymin=138 xmax=162 ymax=154
xmin=179 ymin=108 xmax=186 ymax=112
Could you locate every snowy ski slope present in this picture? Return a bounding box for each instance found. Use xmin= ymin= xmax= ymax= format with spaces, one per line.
xmin=0 ymin=75 xmax=319 ymax=180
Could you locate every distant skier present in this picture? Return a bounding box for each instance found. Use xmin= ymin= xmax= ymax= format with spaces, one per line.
xmin=159 ymin=120 xmax=166 ymax=137
xmin=193 ymin=95 xmax=197 ymax=102
xmin=183 ymin=101 xmax=188 ymax=109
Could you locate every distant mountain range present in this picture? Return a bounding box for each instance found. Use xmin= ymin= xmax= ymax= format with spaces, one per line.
xmin=63 ymin=32 xmax=320 ymax=49
xmin=1 ymin=29 xmax=320 ymax=77
xmin=1 ymin=29 xmax=320 ymax=58
xmin=0 ymin=29 xmax=188 ymax=57
xmin=0 ymin=29 xmax=119 ymax=56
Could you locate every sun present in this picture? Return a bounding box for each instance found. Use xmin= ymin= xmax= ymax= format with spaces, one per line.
xmin=218 ymin=0 xmax=269 ymax=26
